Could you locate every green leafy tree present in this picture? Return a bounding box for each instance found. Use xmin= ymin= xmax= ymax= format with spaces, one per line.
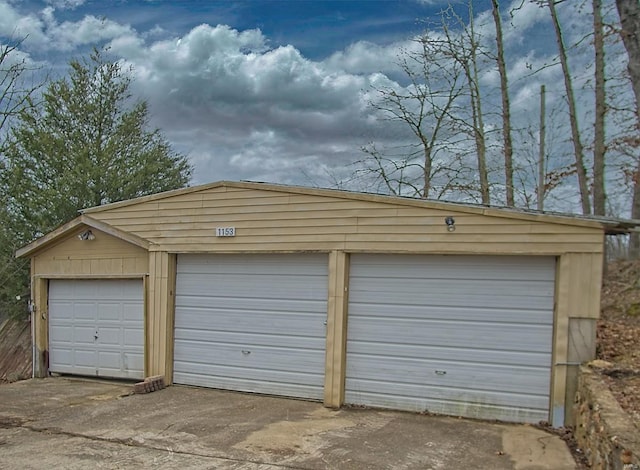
xmin=0 ymin=49 xmax=192 ymax=317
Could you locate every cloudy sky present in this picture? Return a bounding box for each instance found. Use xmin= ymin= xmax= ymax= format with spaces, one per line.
xmin=0 ymin=0 xmax=630 ymax=210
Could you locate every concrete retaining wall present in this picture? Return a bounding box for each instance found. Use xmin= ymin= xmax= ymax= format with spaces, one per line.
xmin=574 ymin=365 xmax=639 ymax=470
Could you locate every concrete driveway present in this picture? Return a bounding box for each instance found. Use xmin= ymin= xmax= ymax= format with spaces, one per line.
xmin=0 ymin=378 xmax=576 ymax=469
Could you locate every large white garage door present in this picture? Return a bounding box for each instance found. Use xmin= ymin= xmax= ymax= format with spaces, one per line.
xmin=345 ymin=254 xmax=555 ymax=423
xmin=49 ymin=279 xmax=144 ymax=379
xmin=174 ymin=254 xmax=328 ymax=400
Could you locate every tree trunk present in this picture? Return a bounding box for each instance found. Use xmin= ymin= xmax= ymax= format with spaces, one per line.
xmin=616 ymin=0 xmax=640 ymax=123
xmin=631 ymin=171 xmax=640 ymax=257
xmin=468 ymin=3 xmax=490 ymax=205
xmin=491 ymin=0 xmax=514 ymax=207
xmin=615 ymin=0 xmax=640 ymax=256
xmin=593 ymin=0 xmax=606 ymax=216
xmin=548 ymin=0 xmax=592 ymax=215
xmin=538 ymin=85 xmax=546 ymax=211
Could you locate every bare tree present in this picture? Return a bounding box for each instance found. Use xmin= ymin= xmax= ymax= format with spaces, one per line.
xmin=593 ymin=0 xmax=607 ymax=216
xmin=547 ymin=0 xmax=592 ymax=215
xmin=491 ymin=0 xmax=515 ymax=206
xmin=0 ymin=39 xmax=40 ymax=151
xmin=614 ymin=0 xmax=640 ymax=255
xmin=616 ymin=0 xmax=640 ymax=121
xmin=440 ymin=3 xmax=491 ymax=204
xmin=359 ymin=34 xmax=467 ymax=199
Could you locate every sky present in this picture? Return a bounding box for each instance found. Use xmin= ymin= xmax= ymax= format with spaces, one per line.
xmin=0 ymin=0 xmax=632 ymax=211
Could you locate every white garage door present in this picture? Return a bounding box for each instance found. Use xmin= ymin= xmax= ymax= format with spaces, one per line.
xmin=48 ymin=279 xmax=144 ymax=379
xmin=345 ymin=254 xmax=555 ymax=423
xmin=174 ymin=254 xmax=328 ymax=400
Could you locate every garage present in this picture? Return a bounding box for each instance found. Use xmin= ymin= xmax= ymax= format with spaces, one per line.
xmin=18 ymin=181 xmax=632 ymax=427
xmin=173 ymin=253 xmax=328 ymax=399
xmin=48 ymin=279 xmax=144 ymax=379
xmin=345 ymin=254 xmax=555 ymax=423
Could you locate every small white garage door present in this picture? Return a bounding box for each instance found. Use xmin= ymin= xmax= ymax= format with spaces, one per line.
xmin=174 ymin=254 xmax=328 ymax=400
xmin=48 ymin=279 xmax=144 ymax=379
xmin=345 ymin=254 xmax=555 ymax=423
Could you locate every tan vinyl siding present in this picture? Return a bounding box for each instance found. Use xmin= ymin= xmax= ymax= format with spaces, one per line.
xmin=324 ymin=251 xmax=349 ymax=407
xmin=147 ymin=251 xmax=176 ymax=381
xmin=89 ymin=187 xmax=604 ymax=255
xmin=33 ymin=227 xmax=148 ymax=276
xmin=552 ymin=252 xmax=604 ymax=425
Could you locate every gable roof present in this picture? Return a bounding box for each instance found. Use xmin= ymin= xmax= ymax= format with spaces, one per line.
xmin=82 ymin=180 xmax=637 ymax=233
xmin=15 ymin=214 xmax=151 ymax=258
xmin=16 ymin=180 xmax=638 ymax=258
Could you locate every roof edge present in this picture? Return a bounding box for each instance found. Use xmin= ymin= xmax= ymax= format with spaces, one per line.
xmin=231 ymin=181 xmax=634 ymax=231
xmin=78 ymin=180 xmax=639 ymax=233
xmin=81 ymin=181 xmax=226 ymax=213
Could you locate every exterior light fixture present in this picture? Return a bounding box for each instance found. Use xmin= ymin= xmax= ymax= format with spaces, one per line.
xmin=77 ymin=229 xmax=96 ymax=241
xmin=445 ymin=217 xmax=456 ymax=232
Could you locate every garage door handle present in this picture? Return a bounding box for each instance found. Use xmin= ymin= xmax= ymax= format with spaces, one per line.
xmin=241 ymin=350 xmax=251 ymax=355
xmin=94 ymin=332 xmax=98 ymax=340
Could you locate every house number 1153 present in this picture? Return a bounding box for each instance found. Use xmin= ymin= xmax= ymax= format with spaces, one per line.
xmin=215 ymin=227 xmax=236 ymax=237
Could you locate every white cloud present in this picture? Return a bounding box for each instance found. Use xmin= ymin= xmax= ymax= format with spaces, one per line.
xmin=324 ymin=40 xmax=409 ymax=75
xmin=0 ymin=1 xmax=132 ymax=50
xmin=104 ymin=23 xmax=391 ymax=184
xmin=0 ymin=2 xmax=48 ymax=44
xmin=44 ymin=0 xmax=85 ymax=10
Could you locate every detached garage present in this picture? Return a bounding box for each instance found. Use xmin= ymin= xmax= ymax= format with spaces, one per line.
xmin=16 ymin=181 xmax=633 ymax=427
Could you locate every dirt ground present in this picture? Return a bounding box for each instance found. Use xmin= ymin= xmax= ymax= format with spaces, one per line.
xmin=596 ymin=259 xmax=640 ymax=430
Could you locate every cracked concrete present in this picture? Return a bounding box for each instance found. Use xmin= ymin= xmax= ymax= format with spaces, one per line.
xmin=0 ymin=378 xmax=576 ymax=469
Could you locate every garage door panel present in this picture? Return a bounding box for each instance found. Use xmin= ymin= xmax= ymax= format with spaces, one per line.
xmin=345 ymin=388 xmax=548 ymax=422
xmin=174 ymin=254 xmax=328 ymax=400
xmin=97 ymin=304 xmax=121 ymax=321
xmin=97 ymin=327 xmax=121 ymax=346
xmin=348 ymin=303 xmax=551 ymax=324
xmin=348 ymin=319 xmax=553 ymax=353
xmin=179 ymin=255 xmax=327 ymax=274
xmin=175 ymin=344 xmax=325 ymax=379
xmin=350 ymin=285 xmax=553 ymax=311
xmin=177 ymin=298 xmax=327 ymax=316
xmin=124 ymin=329 xmax=144 ymax=346
xmin=346 ymin=378 xmax=550 ymax=410
xmin=176 ymin=308 xmax=326 ymax=337
xmin=174 ymin=328 xmax=325 ymax=350
xmin=123 ymin=304 xmax=143 ymax=321
xmin=97 ymin=351 xmax=121 ymax=369
xmin=175 ymin=371 xmax=323 ymax=399
xmin=175 ymin=353 xmax=324 ymax=384
xmin=49 ymin=325 xmax=72 ymax=343
xmin=346 ymin=254 xmax=555 ymax=424
xmin=72 ymin=302 xmax=97 ymax=320
xmin=347 ymin=355 xmax=550 ymax=395
xmin=48 ymin=279 xmax=144 ymax=380
xmin=351 ymin=255 xmax=554 ymax=281
xmin=72 ymin=326 xmax=97 ymax=344
xmin=177 ymin=275 xmax=326 ymax=301
xmin=351 ymin=277 xmax=554 ymax=298
xmin=347 ymin=342 xmax=551 ymax=368
xmin=123 ymin=352 xmax=144 ymax=373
